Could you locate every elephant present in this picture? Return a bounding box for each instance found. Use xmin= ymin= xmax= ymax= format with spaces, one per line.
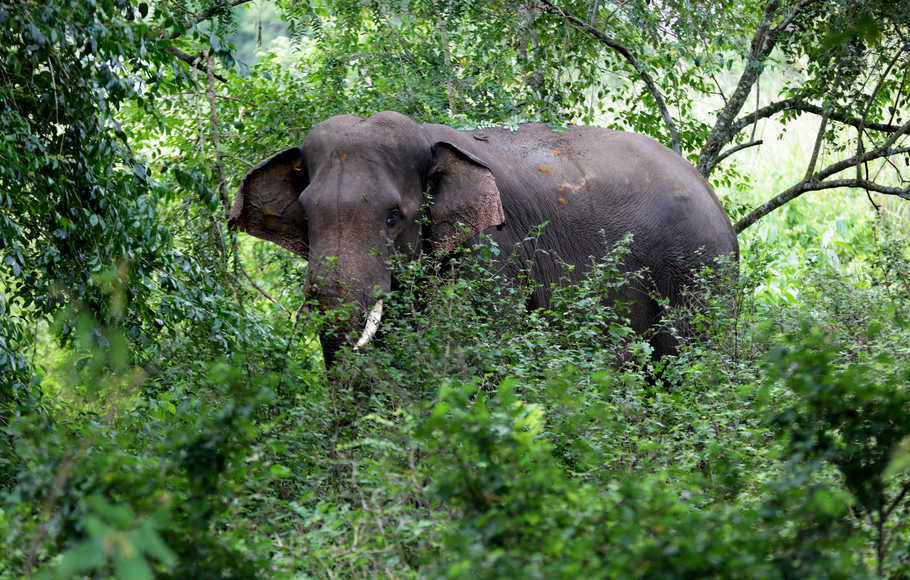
xmin=228 ymin=111 xmax=738 ymax=366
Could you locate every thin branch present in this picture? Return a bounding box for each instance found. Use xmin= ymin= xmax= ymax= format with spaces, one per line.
xmin=877 ymin=155 xmax=907 ymax=184
xmin=735 ymin=135 xmax=910 ymax=233
xmin=26 ymin=451 xmax=82 ymax=572
xmin=192 ymin=55 xmax=205 ymax=154
xmin=537 ymin=0 xmax=680 ymax=154
xmin=239 ymin=265 xmax=292 ymax=316
xmin=876 ymin=510 xmax=886 ymax=578
xmin=519 ymin=2 xmax=543 ymax=93
xmin=886 ymin=65 xmax=909 ymax=129
xmin=206 ymin=52 xmax=231 ymax=213
xmin=696 ymin=0 xmax=781 ymax=176
xmin=436 ymin=6 xmax=457 ymax=113
xmin=857 ymin=47 xmax=905 ymax=180
xmin=165 ymin=45 xmax=227 ymax=82
xmin=735 ymin=177 xmax=910 ymax=234
xmin=376 ymin=4 xmax=417 ymax=64
xmin=731 ymin=97 xmax=903 ymax=136
xmin=751 ymin=76 xmax=760 ymax=142
xmin=773 ymin=0 xmax=814 ymax=34
xmin=716 ymin=140 xmax=763 ymax=164
xmin=153 ymin=1 xmax=253 ymax=84
xmin=804 ymin=178 xmax=910 ymax=198
xmin=805 ymin=114 xmax=829 ymax=181
xmin=865 ymin=189 xmax=882 ymax=213
xmin=345 ymin=51 xmax=409 ymax=63
xmin=697 ymin=0 xmax=819 ymax=176
xmin=711 ymin=72 xmax=729 ymax=106
xmin=375 ymin=3 xmax=418 ymax=100
xmin=883 ymin=486 xmax=910 ymax=564
xmin=710 ymin=89 xmax=906 ymax=173
xmin=883 ymin=480 xmax=910 ymax=520
xmin=223 ymin=152 xmax=255 ymax=168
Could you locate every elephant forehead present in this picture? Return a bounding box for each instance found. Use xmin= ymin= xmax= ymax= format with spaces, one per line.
xmin=302 ymin=163 xmax=405 ymax=209
xmin=305 ymin=114 xmax=429 ymax=162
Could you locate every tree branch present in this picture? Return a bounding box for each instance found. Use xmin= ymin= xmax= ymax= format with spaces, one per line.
xmin=223 ymin=152 xmax=255 ymax=169
xmin=165 ymin=45 xmax=227 ymax=82
xmin=857 ymin=47 xmax=905 ymax=182
xmin=239 ymin=264 xmax=292 ymax=316
xmin=206 ymin=52 xmax=231 ymax=213
xmin=537 ymin=0 xmax=680 ymax=154
xmin=735 ymin=126 xmax=910 ymax=233
xmin=730 ymin=97 xmax=904 ymax=136
xmin=153 ymin=1 xmax=254 ymax=83
xmin=436 ymin=6 xmax=457 ymax=113
xmin=716 ymin=140 xmax=763 ymax=164
xmin=804 ymin=114 xmax=829 ymax=181
xmin=735 ymin=177 xmax=910 ymax=234
xmin=697 ymin=0 xmax=819 ymax=176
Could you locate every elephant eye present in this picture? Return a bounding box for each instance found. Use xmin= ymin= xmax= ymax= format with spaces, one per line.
xmin=386 ymin=208 xmax=404 ymax=228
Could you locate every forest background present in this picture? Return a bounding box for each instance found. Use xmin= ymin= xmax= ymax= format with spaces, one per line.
xmin=1 ymin=0 xmax=910 ymax=577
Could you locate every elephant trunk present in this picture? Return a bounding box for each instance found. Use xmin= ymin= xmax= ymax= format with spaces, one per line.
xmin=317 ymin=300 xmax=383 ymax=366
xmin=305 ymin=247 xmax=391 ymax=366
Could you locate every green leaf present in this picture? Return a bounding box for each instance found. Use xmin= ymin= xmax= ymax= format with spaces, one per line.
xmin=270 ymin=464 xmax=292 ymax=478
xmin=884 ymin=436 xmax=910 ymax=479
xmin=114 ymin=549 xmax=154 ymax=580
xmin=56 ymin=538 xmax=105 ymax=577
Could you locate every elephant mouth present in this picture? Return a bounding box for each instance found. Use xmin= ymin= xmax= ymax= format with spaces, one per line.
xmin=353 ymin=300 xmax=383 ymax=350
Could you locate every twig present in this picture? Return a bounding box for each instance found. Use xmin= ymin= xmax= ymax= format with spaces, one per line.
xmin=435 ymin=5 xmax=457 ymax=113
xmin=516 ymin=2 xmax=543 ymax=93
xmin=223 ymin=152 xmax=255 ymax=168
xmin=751 ymin=76 xmax=760 ymax=142
xmin=882 ymin=486 xmax=910 ymax=565
xmin=239 ymin=265 xmax=292 ymax=316
xmin=589 ymin=0 xmax=600 ymax=24
xmin=804 ymin=114 xmax=829 ymax=181
xmin=711 ymin=72 xmax=728 ymax=107
xmin=715 ymin=140 xmax=763 ymax=165
xmin=192 ymin=56 xmax=205 ymax=154
xmin=154 ymin=0 xmax=253 ymax=84
xmin=204 ymin=50 xmax=238 ymax=312
xmin=883 ymin=480 xmax=910 ymax=520
xmin=375 ymin=3 xmax=418 ymax=100
xmin=876 ymin=510 xmax=886 ymax=578
xmin=537 ymin=0 xmax=680 ymax=154
xmin=697 ymin=0 xmax=819 ymax=176
xmin=857 ymin=47 xmax=905 ymax=182
xmin=25 ymin=445 xmax=90 ymax=572
xmin=734 ymin=135 xmax=910 ymax=233
xmin=730 ymin=97 xmax=903 ymax=136
xmin=206 ymin=52 xmax=231 ymax=213
xmin=886 ymin=65 xmax=909 ymax=129
xmin=165 ymin=45 xmax=227 ymax=82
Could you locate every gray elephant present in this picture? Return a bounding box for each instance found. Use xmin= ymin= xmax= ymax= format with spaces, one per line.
xmin=229 ymin=111 xmax=738 ymax=365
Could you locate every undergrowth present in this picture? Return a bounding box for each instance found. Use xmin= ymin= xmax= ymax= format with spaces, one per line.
xmin=2 ymin=223 xmax=910 ymax=578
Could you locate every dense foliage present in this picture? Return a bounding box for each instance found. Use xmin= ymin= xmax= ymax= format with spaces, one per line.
xmin=1 ymin=0 xmax=909 ymax=577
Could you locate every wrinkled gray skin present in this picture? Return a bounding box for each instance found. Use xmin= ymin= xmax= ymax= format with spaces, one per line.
xmin=229 ymin=111 xmax=738 ymax=366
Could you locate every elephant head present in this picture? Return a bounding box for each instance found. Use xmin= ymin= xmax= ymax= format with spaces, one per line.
xmin=228 ymin=112 xmax=505 ymax=365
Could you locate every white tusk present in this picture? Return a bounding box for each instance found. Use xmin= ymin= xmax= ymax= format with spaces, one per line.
xmin=354 ymin=300 xmax=383 ymax=350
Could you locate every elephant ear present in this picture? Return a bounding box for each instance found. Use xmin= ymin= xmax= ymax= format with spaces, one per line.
xmin=427 ymin=142 xmax=505 ymax=253
xmin=228 ymin=147 xmax=309 ymax=256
